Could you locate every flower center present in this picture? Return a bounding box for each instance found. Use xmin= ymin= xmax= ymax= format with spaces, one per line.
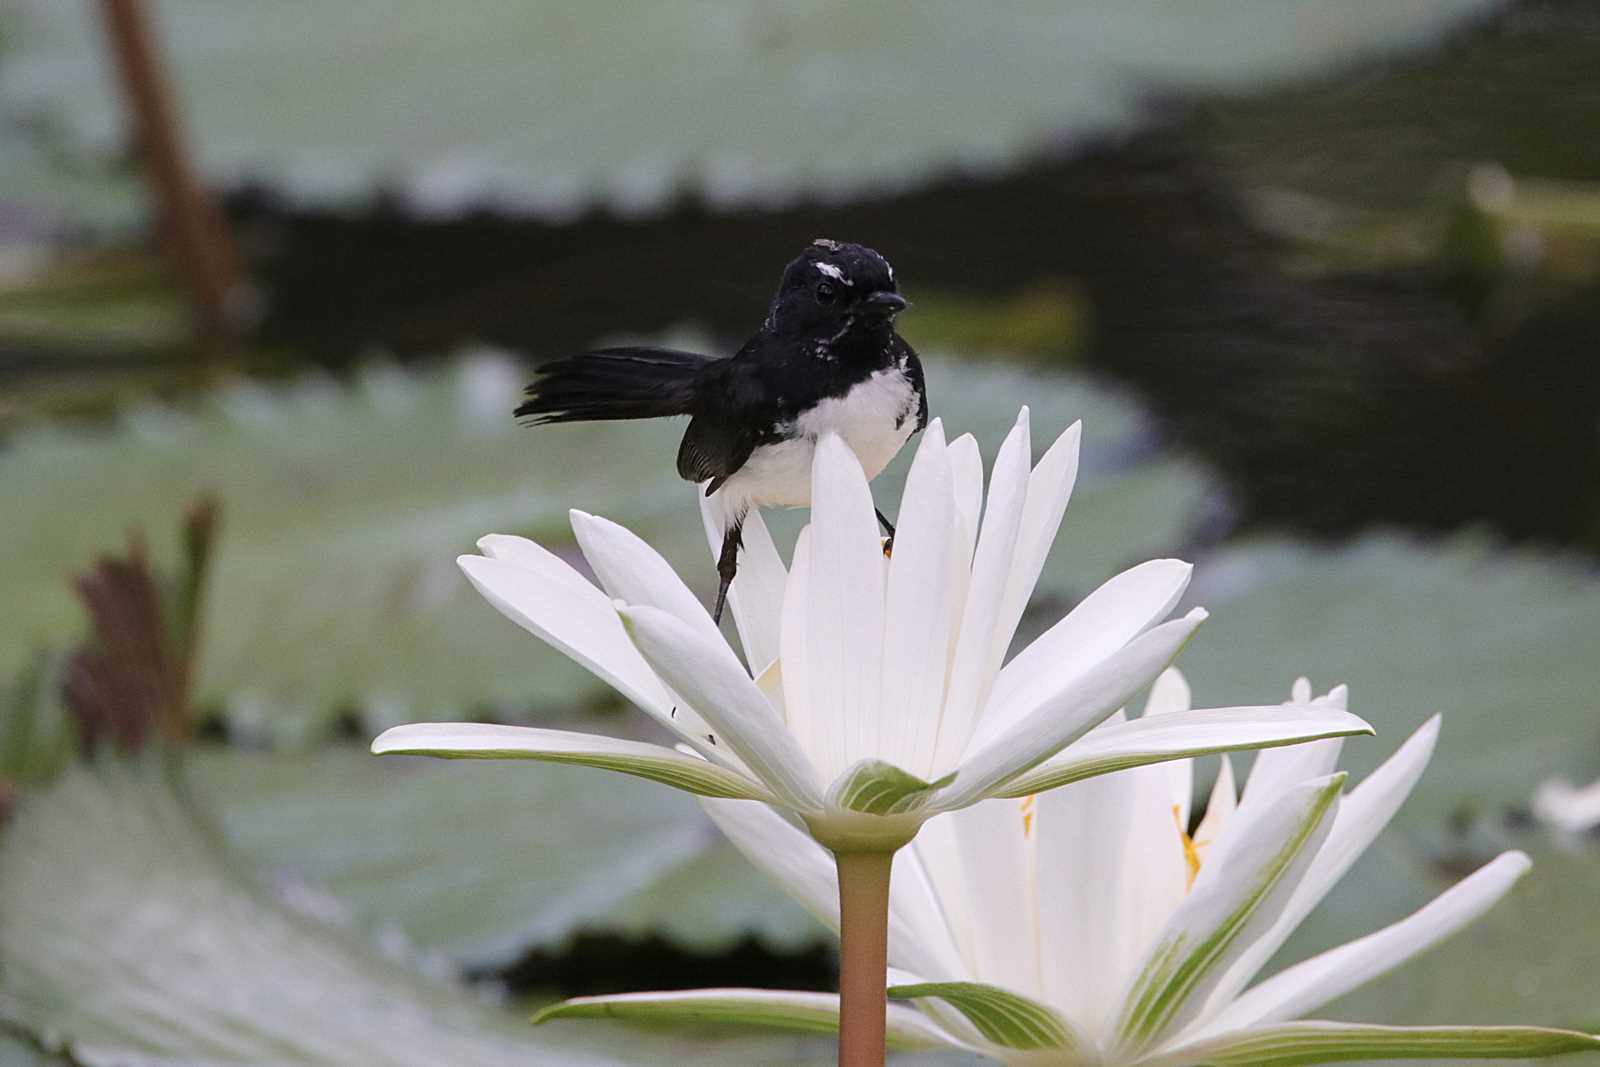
xmin=1021 ymin=794 xmax=1037 ymax=837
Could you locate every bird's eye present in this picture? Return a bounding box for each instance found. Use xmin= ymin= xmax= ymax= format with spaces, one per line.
xmin=815 ymin=281 xmax=837 ymax=306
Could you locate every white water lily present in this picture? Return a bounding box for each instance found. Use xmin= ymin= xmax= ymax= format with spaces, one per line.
xmin=541 ymin=675 xmax=1600 ymax=1067
xmin=374 ymin=410 xmax=1369 ymax=848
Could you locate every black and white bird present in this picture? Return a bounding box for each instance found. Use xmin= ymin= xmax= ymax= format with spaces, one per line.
xmin=517 ymin=239 xmax=929 ymax=624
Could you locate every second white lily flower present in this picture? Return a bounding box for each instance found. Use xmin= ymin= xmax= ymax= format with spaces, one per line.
xmin=375 ymin=410 xmax=1371 ymax=848
xmin=541 ymin=677 xmax=1600 ymax=1067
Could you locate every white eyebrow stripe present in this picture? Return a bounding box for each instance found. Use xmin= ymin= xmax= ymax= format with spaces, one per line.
xmin=814 ymin=261 xmax=852 ymax=285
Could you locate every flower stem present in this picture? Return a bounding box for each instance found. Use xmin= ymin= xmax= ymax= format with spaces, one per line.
xmin=834 ymin=847 xmax=896 ymax=1067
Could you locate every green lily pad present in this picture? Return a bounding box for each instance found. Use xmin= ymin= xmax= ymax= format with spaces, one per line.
xmin=188 ymin=743 xmax=820 ymax=966
xmin=1 ymin=354 xmax=1204 ymax=743
xmin=0 ymin=756 xmax=952 ymax=1066
xmin=2 ymin=0 xmax=1494 ymax=223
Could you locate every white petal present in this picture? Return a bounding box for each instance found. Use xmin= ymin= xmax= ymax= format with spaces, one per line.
xmin=698 ymin=497 xmax=786 ymax=673
xmin=937 ymin=611 xmax=1208 ymax=810
xmin=1144 ymin=668 xmax=1195 ymax=828
xmin=474 ymin=534 xmax=595 ymax=599
xmin=942 ymin=800 xmax=1036 ymax=992
xmin=992 ymin=421 xmax=1082 ymax=675
xmin=934 ymin=409 xmax=1032 ymax=773
xmin=1201 ymin=717 xmax=1440 ymax=1013
xmin=700 ymin=797 xmax=838 ymax=928
xmin=753 ymin=656 xmax=785 ymax=720
xmin=620 ymin=604 xmax=822 ymax=811
xmin=906 ymin=814 xmax=985 ymax=980
xmin=946 ymin=432 xmax=984 ymax=554
xmin=571 ymin=509 xmax=723 ymax=649
xmin=534 ymin=988 xmax=966 ymax=1051
xmin=1193 ymin=754 xmax=1238 ymax=867
xmin=1194 ymin=851 xmax=1532 ymax=1037
xmin=1229 ymin=684 xmax=1351 ymax=823
xmin=975 ymin=558 xmax=1193 ymax=752
xmin=993 ymin=704 xmax=1374 ymax=799
xmin=1037 ymin=760 xmax=1188 ymax=1038
xmin=1113 ymin=774 xmax=1344 ymax=1054
xmin=1239 ymin=737 xmax=1345 ymax=818
xmin=456 ymin=553 xmax=711 ymax=745
xmin=1144 ymin=669 xmax=1193 ymax=718
xmin=942 ymin=433 xmax=983 ymax=681
xmin=371 ymin=723 xmax=769 ymax=800
xmin=779 ymin=526 xmax=815 ymax=755
xmin=805 ymin=434 xmax=887 ymax=781
xmin=886 ymin=842 xmax=973 ymax=982
xmin=881 ymin=419 xmax=956 ymax=777
xmin=701 ymin=797 xmax=967 ymax=983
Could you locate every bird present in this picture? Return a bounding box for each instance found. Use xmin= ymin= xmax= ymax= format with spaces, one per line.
xmin=516 ymin=239 xmax=929 ymax=625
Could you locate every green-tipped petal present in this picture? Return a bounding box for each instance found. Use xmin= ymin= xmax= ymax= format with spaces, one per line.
xmin=371 ymin=723 xmax=771 ymax=800
xmin=1116 ymin=774 xmax=1345 ymax=1053
xmin=1153 ymin=1022 xmax=1600 ymax=1067
xmin=888 ymin=981 xmax=1086 ymax=1053
xmin=534 ymin=989 xmax=961 ymax=1051
xmin=993 ymin=705 xmax=1373 ymax=798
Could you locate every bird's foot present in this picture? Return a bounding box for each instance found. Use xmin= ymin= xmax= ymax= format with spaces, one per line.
xmin=713 ymin=521 xmax=743 ymax=627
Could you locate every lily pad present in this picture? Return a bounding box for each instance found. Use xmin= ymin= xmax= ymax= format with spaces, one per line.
xmin=189 ymin=743 xmax=821 ymax=967
xmin=1 ymin=354 xmax=1204 ymax=742
xmin=0 ymin=757 xmax=950 ymax=1066
xmin=2 ymin=0 xmax=1495 ymax=223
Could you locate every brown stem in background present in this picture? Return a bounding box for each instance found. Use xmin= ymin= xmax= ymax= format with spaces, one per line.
xmin=61 ymin=496 xmax=221 ymax=753
xmin=99 ymin=0 xmax=243 ymax=340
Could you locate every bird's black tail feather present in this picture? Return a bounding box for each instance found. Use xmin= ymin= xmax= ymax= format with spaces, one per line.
xmin=515 ymin=347 xmax=708 ymax=424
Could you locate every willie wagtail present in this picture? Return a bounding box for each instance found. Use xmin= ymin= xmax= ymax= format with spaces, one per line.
xmin=517 ymin=239 xmax=929 ymax=625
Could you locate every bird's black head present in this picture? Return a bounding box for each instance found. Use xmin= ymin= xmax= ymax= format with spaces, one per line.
xmin=764 ymin=239 xmax=907 ymax=347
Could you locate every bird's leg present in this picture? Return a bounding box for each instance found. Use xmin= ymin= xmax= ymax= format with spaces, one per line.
xmin=875 ymin=507 xmax=897 ymax=557
xmin=712 ymin=519 xmax=744 ymax=626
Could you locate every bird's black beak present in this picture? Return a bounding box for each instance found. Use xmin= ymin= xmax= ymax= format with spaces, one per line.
xmin=860 ymin=290 xmax=908 ymax=316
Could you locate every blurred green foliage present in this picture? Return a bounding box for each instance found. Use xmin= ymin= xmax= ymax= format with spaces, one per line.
xmin=0 ymin=0 xmax=1494 ymax=223
xmin=1 ymin=357 xmax=1197 ymax=743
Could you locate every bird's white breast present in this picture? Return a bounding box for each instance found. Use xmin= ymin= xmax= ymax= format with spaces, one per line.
xmin=710 ymin=366 xmax=918 ymax=520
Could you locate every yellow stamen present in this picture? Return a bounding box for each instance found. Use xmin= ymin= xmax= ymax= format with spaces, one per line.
xmin=1021 ymin=795 xmax=1037 ymax=837
xmin=1173 ymin=804 xmax=1203 ymax=889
